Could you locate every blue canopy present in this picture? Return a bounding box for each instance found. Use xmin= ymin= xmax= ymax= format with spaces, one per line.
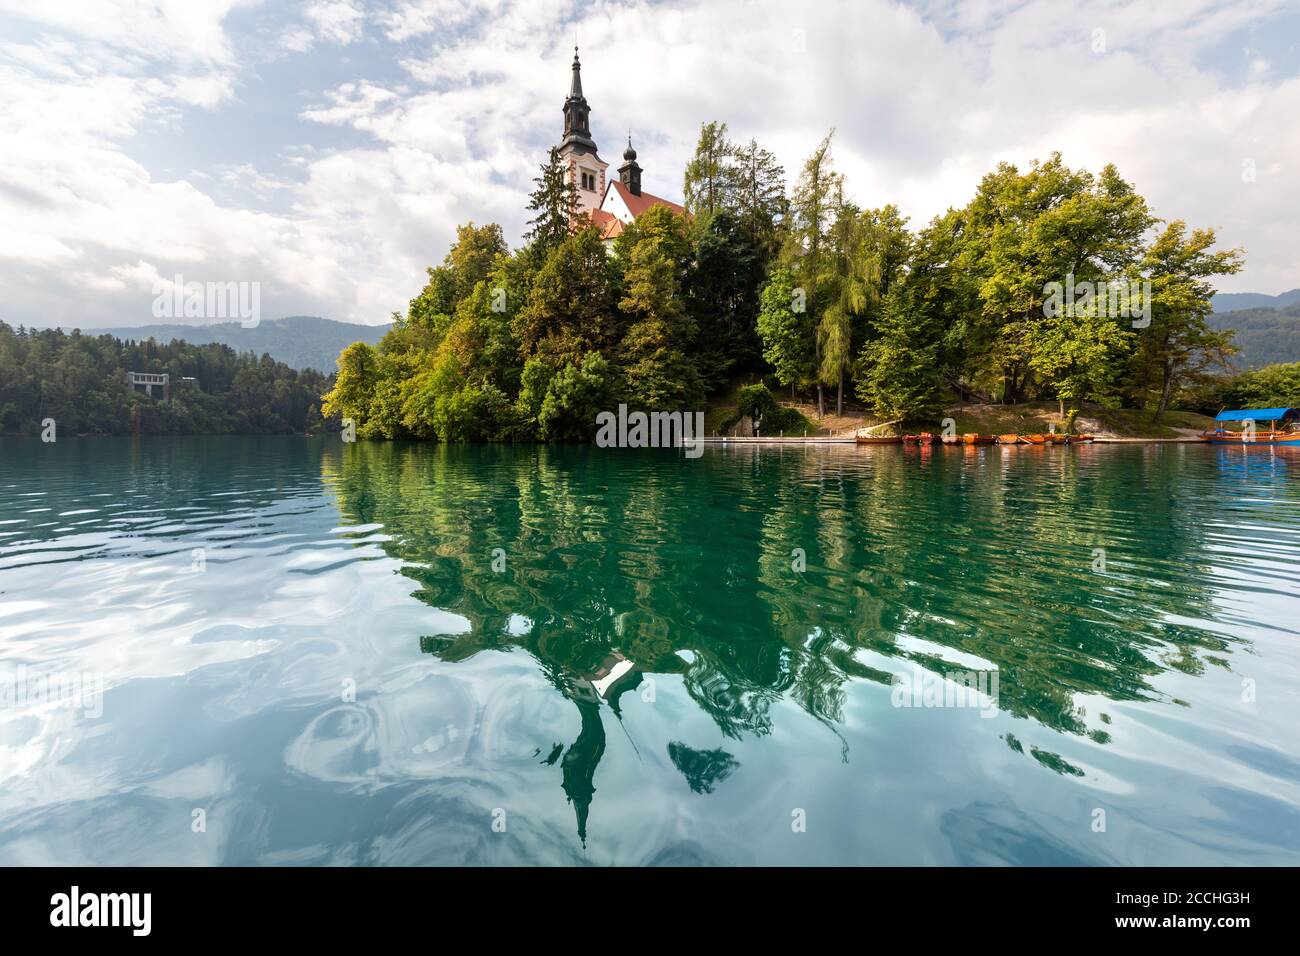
xmin=1215 ymin=407 xmax=1297 ymax=422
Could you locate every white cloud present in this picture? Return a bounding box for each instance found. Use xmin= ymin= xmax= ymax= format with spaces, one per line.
xmin=281 ymin=0 xmax=367 ymax=51
xmin=377 ymin=0 xmax=497 ymax=42
xmin=0 ymin=0 xmax=1296 ymax=333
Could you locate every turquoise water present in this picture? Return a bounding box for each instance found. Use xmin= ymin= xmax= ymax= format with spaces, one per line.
xmin=1 ymin=437 xmax=1298 ymax=865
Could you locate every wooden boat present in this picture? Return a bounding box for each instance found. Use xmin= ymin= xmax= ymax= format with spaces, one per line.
xmin=941 ymin=433 xmax=961 ymax=445
xmin=855 ymin=434 xmax=903 ymax=445
xmin=1069 ymin=434 xmax=1096 ymax=444
xmin=1019 ymin=434 xmax=1048 ymax=445
xmin=1203 ymin=408 xmax=1300 ymax=445
xmin=996 ymin=434 xmax=1020 ymax=444
xmin=903 ymin=433 xmax=939 ymax=445
xmin=962 ymin=433 xmax=996 ymax=445
xmin=1203 ymin=430 xmax=1300 ymax=446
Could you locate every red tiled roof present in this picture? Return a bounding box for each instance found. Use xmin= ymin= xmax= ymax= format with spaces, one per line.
xmin=610 ymin=180 xmax=687 ymax=218
xmin=589 ymin=207 xmax=625 ymax=239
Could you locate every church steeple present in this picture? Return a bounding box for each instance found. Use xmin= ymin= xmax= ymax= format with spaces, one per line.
xmin=569 ymin=45 xmax=585 ymax=98
xmin=562 ymin=45 xmax=596 ymax=152
xmin=618 ymin=135 xmax=642 ymax=196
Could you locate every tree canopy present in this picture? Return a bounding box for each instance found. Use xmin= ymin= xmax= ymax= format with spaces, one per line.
xmin=0 ymin=323 xmax=331 ymax=436
xmin=322 ymin=127 xmax=1252 ymax=441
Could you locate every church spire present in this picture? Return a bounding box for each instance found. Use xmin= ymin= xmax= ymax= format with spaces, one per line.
xmin=570 ymin=46 xmax=584 ymax=98
xmin=561 ymin=44 xmax=596 ymax=152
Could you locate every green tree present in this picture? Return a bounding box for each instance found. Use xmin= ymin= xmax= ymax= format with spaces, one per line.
xmin=817 ymin=180 xmax=863 ymax=416
xmin=525 ymin=146 xmax=578 ymax=254
xmin=687 ymin=209 xmax=765 ymax=389
xmin=1233 ymin=362 xmax=1300 ymax=408
xmin=322 ymin=341 xmax=378 ymax=425
xmin=1132 ymin=221 xmax=1243 ymax=421
xmin=515 ymin=227 xmax=619 ymax=367
xmin=757 ymin=268 xmax=814 ymax=393
xmin=618 ymin=239 xmax=703 ymax=410
xmin=406 ymin=222 xmax=507 ymax=326
xmin=731 ymin=137 xmax=787 ymax=265
xmin=787 ymin=130 xmax=842 ymax=417
xmin=682 ymin=121 xmax=736 ymax=220
xmin=959 ymin=155 xmax=1153 ymax=405
xmin=538 ymin=352 xmax=616 ymax=441
xmin=855 ymin=287 xmax=945 ymax=421
xmin=1026 ymin=308 xmax=1131 ymax=431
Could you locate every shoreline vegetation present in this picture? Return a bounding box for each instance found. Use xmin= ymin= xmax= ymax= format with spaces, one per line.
xmin=0 ymin=324 xmax=329 ymax=437
xmin=5 ymin=133 xmax=1300 ymax=442
xmin=319 ymin=126 xmax=1298 ymax=446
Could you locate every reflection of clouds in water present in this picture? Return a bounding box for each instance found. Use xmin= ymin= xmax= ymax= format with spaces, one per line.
xmin=6 ymin=439 xmax=1300 ymax=864
xmin=282 ymin=664 xmax=573 ymax=786
xmin=0 ymin=756 xmax=238 ymax=865
xmin=940 ymin=799 xmax=1108 ymax=866
xmin=0 ymin=798 xmax=227 ymax=866
xmin=285 ymin=675 xmax=477 ymax=784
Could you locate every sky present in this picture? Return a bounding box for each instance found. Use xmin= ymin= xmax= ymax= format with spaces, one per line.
xmin=1 ymin=0 xmax=1297 ymax=329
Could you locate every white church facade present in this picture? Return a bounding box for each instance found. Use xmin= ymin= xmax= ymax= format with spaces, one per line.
xmin=555 ymin=47 xmax=686 ymax=242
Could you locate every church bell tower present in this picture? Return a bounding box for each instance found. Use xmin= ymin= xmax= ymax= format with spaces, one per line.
xmin=557 ymin=46 xmax=607 ymax=220
xmin=618 ymin=137 xmax=642 ymax=196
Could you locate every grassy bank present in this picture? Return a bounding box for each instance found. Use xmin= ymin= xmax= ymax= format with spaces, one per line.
xmin=705 ymin=380 xmax=1216 ymax=439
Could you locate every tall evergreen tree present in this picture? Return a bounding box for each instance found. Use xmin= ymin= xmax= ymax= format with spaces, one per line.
xmin=788 ymin=130 xmax=842 ymax=417
xmin=525 ymin=146 xmax=578 ymax=253
xmin=683 ymin=121 xmax=736 ymax=220
xmin=688 ymin=209 xmax=765 ymax=389
xmin=732 ymin=137 xmax=787 ymax=265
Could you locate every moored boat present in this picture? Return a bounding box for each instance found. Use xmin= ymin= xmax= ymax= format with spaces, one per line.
xmin=903 ymin=433 xmax=939 ymax=445
xmin=996 ymin=434 xmax=1020 ymax=444
xmin=1019 ymin=434 xmax=1048 ymax=445
xmin=1202 ymin=408 xmax=1300 ymax=446
xmin=962 ymin=433 xmax=996 ymax=445
xmin=855 ymin=434 xmax=903 ymax=445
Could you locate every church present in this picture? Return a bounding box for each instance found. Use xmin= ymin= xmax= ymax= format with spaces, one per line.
xmin=556 ymin=47 xmax=686 ymax=242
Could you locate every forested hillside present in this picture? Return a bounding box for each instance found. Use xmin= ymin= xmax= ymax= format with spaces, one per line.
xmin=83 ymin=316 xmax=390 ymax=374
xmin=1210 ymin=289 xmax=1300 ymax=313
xmin=0 ymin=323 xmax=332 ymax=436
xmin=1208 ymin=304 xmax=1300 ymax=369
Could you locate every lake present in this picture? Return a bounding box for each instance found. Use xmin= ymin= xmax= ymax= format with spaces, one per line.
xmin=1 ymin=436 xmax=1298 ymax=865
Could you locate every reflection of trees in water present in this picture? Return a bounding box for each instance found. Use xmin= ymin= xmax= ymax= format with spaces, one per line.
xmin=322 ymin=440 xmax=1246 ymax=831
xmin=777 ymin=445 xmax=1247 ymax=746
xmin=667 ymin=742 xmax=739 ymax=794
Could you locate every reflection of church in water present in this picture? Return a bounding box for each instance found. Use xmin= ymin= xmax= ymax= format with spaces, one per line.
xmin=419 ymin=639 xmax=737 ymax=847
xmin=410 ymin=52 xmax=734 ymax=847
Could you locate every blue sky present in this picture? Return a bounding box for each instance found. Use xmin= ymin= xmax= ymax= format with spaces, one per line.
xmin=1 ymin=0 xmax=1297 ymax=329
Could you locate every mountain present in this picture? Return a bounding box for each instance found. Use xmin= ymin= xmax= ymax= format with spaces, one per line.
xmin=1209 ymin=303 xmax=1300 ymax=369
xmin=1211 ymin=289 xmax=1300 ymax=313
xmin=64 ymin=316 xmax=391 ymax=374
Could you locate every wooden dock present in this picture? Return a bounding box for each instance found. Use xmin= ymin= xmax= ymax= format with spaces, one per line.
xmin=699 ymin=435 xmax=1210 ymax=445
xmin=701 ymin=436 xmax=858 ymax=444
xmin=1091 ymin=437 xmax=1206 ymax=444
